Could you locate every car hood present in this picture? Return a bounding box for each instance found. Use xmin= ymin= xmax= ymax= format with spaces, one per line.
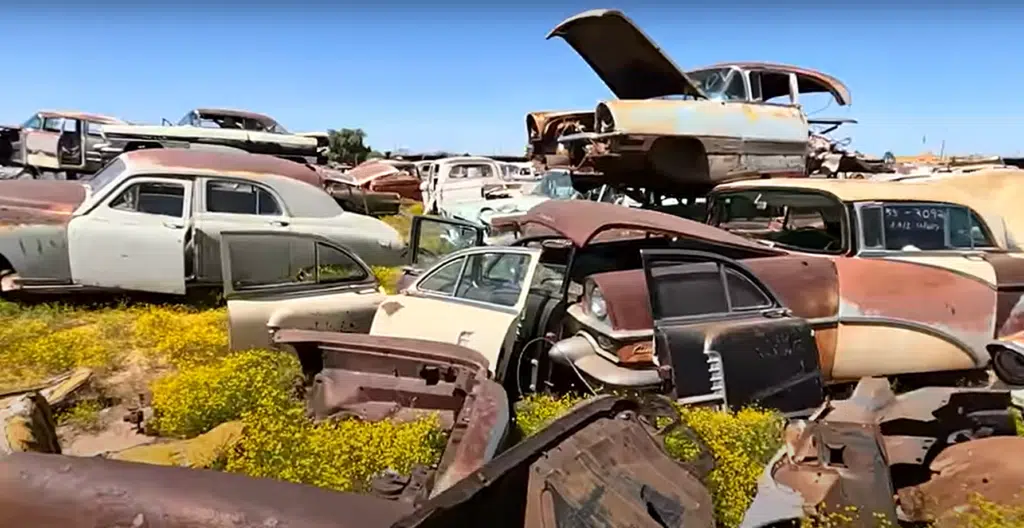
xmin=547 ymin=9 xmax=706 ymax=100
xmin=0 ymin=180 xmax=88 ymax=226
xmin=345 ymin=161 xmax=401 ymax=187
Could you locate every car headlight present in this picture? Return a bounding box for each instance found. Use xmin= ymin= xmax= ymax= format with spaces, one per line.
xmin=589 ymin=285 xmax=607 ymax=320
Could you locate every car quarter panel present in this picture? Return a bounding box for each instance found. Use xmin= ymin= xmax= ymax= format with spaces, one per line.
xmin=0 ymin=225 xmax=72 ymax=281
xmin=983 ymin=252 xmax=1024 ymax=337
xmin=830 ymin=257 xmax=995 ymax=380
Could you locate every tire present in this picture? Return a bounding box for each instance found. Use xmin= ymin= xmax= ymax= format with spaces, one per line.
xmin=993 ymin=347 xmax=1024 ymax=386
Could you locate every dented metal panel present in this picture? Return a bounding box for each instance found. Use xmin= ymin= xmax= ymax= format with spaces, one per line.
xmin=743 ymin=378 xmax=1016 ymax=527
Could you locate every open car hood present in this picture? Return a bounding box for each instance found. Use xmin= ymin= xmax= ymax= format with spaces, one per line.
xmin=547 ymin=9 xmax=707 ymax=100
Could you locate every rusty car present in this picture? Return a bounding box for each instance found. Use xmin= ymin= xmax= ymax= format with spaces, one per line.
xmin=0 ymin=394 xmax=716 ymax=528
xmin=0 ymin=148 xmax=404 ymax=299
xmin=219 ymin=199 xmax=826 ymax=415
xmin=742 ymin=377 xmax=1018 ymax=527
xmin=221 ymin=190 xmax=1024 ymax=416
xmin=0 ymin=110 xmax=129 ymax=180
xmin=95 ymin=107 xmax=327 ymax=168
xmin=537 ymin=9 xmax=853 ymax=198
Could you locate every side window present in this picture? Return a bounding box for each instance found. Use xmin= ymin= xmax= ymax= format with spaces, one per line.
xmin=61 ymin=120 xmax=79 ymax=133
xmin=864 ymin=203 xmax=995 ymax=251
xmin=85 ymin=122 xmax=105 ymax=137
xmin=748 ymin=72 xmax=763 ymax=101
xmin=454 ymin=252 xmax=530 ymax=307
xmin=647 ymin=258 xmax=775 ymax=319
xmin=42 ymin=117 xmax=63 ymax=132
xmin=418 ymin=257 xmax=466 ymax=296
xmin=723 ymin=71 xmax=747 ymax=101
xmin=412 ymin=218 xmax=480 ymax=268
xmin=205 ymin=180 xmax=282 ymax=216
xmin=226 ymin=236 xmax=369 ymax=291
xmin=313 ymin=243 xmax=368 ymax=283
xmin=108 ymin=181 xmax=186 ymax=217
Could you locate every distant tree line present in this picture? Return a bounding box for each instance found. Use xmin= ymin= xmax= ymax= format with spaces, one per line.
xmin=326 ymin=128 xmax=384 ymax=165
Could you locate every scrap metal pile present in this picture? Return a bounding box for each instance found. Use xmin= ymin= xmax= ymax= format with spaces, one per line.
xmin=3 ymin=7 xmax=1024 ymax=527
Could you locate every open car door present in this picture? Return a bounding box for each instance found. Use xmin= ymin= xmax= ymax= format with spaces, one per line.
xmin=220 ymin=230 xmax=386 ymax=351
xmin=641 ymin=249 xmax=825 ymax=415
xmin=372 ymin=245 xmax=542 ymax=370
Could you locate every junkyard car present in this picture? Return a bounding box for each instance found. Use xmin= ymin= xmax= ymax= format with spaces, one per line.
xmin=0 ymin=394 xmax=715 ymax=528
xmin=539 ymin=9 xmax=852 ymax=196
xmin=343 ymin=159 xmax=424 ymax=202
xmin=421 ymin=156 xmax=519 ymax=215
xmin=0 ymin=148 xmax=404 ymax=298
xmin=96 ymin=107 xmax=327 ymax=167
xmin=0 ymin=110 xmax=128 ymax=179
xmin=443 ymin=169 xmax=579 ymax=243
xmin=220 ymin=200 xmax=826 ymax=414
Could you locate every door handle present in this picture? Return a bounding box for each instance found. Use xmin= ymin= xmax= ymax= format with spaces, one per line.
xmin=162 ymin=220 xmax=185 ymax=230
xmin=268 ymin=220 xmax=290 ymax=227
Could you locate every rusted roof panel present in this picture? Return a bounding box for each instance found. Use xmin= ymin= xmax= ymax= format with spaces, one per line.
xmin=122 ymin=149 xmax=322 ymax=188
xmin=345 ymin=160 xmax=401 ymax=186
xmin=520 ymin=200 xmax=785 ymax=255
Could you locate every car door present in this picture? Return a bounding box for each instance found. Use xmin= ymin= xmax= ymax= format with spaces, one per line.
xmin=371 ymin=246 xmax=542 ymax=371
xmin=408 ymin=215 xmax=486 ymax=269
xmin=641 ymin=249 xmax=824 ymax=414
xmin=24 ymin=116 xmax=62 ymax=170
xmin=191 ymin=177 xmax=293 ymax=284
xmin=832 ymin=202 xmax=999 ymax=380
xmin=67 ymin=175 xmax=193 ymax=294
xmin=220 ymin=230 xmax=386 ymax=351
xmin=437 ymin=163 xmax=501 ymax=212
xmin=56 ymin=118 xmax=86 ymax=170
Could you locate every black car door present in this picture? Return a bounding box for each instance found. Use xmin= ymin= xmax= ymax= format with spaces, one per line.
xmin=641 ymin=249 xmax=825 ymax=415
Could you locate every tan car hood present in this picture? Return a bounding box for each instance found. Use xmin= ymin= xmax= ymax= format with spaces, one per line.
xmin=0 ymin=180 xmax=87 ymax=225
xmin=547 ymin=9 xmax=706 ymax=100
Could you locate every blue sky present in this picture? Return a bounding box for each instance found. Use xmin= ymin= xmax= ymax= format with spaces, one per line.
xmin=1 ymin=5 xmax=1020 ymax=157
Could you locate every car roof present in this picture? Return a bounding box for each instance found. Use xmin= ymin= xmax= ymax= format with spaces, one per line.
xmin=120 ymin=149 xmax=341 ymax=218
xmin=121 ymin=148 xmax=321 ymax=186
xmin=519 ymin=200 xmax=783 ymax=256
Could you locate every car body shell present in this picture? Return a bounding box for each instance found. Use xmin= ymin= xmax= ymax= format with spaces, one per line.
xmin=538 ymin=9 xmax=853 ymax=194
xmin=0 ymin=148 xmax=404 ymax=297
xmin=97 ymin=108 xmax=325 ymax=167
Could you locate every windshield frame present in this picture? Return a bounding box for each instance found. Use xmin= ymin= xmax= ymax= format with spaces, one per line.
xmin=528 ymin=170 xmax=577 ymax=199
xmin=684 ymin=66 xmax=748 ymax=101
xmin=82 ymin=158 xmax=127 ymax=197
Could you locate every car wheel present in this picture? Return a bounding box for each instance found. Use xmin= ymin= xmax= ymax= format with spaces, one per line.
xmin=993 ymin=347 xmax=1024 ymax=386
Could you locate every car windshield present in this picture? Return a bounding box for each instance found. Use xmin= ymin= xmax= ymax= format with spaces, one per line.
xmin=528 ymin=170 xmax=577 ymax=199
xmin=81 ymin=158 xmax=127 ymax=195
xmin=685 ymin=68 xmax=745 ymax=101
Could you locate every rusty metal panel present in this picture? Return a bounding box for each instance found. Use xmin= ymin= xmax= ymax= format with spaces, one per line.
xmin=0 ymin=452 xmax=413 ymax=528
xmin=599 ymin=99 xmax=808 ymax=145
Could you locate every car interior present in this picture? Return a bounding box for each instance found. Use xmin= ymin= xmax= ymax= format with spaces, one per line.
xmin=710 ymin=191 xmax=846 ymax=253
